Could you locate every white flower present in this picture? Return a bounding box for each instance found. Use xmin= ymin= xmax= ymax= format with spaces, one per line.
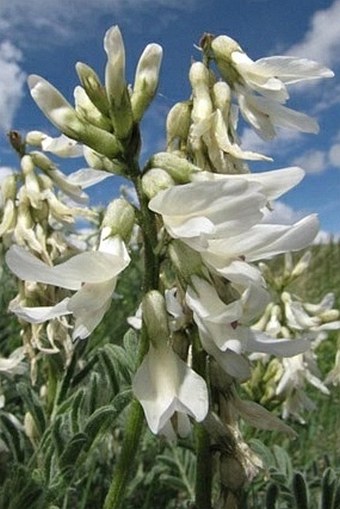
xmin=211 ymin=36 xmax=333 ymax=99
xmin=210 ymin=35 xmax=333 ymax=139
xmin=5 ymin=230 xmax=130 ymax=340
xmin=186 ymin=277 xmax=309 ymax=380
xmin=132 ymin=341 xmax=208 ymax=437
xmin=0 ymin=347 xmax=26 ymax=375
xmin=149 ymin=178 xmax=267 ymax=250
xmin=237 ymin=91 xmax=319 ymax=140
xmin=282 ymin=291 xmax=340 ymax=333
xmin=276 ymin=353 xmax=329 ymax=422
xmin=201 ymin=215 xmax=319 ymax=286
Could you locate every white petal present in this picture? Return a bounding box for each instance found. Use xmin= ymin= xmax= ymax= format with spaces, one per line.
xmin=9 ymin=297 xmax=71 ymax=323
xmin=186 ymin=277 xmax=243 ymax=324
xmin=28 ymin=75 xmax=79 ymax=131
xmin=132 ymin=344 xmax=208 ymax=434
xmin=72 ymin=299 xmax=112 ymax=340
xmin=67 ymin=168 xmax=113 ymax=188
xmin=244 ymin=328 xmax=310 ymax=357
xmin=199 ymin=329 xmax=250 ymax=380
xmin=6 ymin=245 xmax=129 ymax=290
xmin=254 ymin=56 xmax=334 ymax=84
xmin=41 ymin=134 xmax=83 ymax=158
xmin=193 ymin=166 xmax=305 ymax=202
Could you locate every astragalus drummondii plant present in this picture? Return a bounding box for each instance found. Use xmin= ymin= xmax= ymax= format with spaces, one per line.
xmin=1 ymin=24 xmax=338 ymax=509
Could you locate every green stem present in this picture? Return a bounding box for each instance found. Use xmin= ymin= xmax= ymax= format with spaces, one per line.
xmin=102 ymin=399 xmax=145 ymax=509
xmin=194 ymin=424 xmax=213 ymax=509
xmin=192 ymin=331 xmax=213 ymax=509
xmin=103 ymin=167 xmax=160 ymax=509
xmin=133 ymin=174 xmax=160 ymax=291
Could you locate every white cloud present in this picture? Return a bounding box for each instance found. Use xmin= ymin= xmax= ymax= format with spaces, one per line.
xmin=241 ymin=126 xmax=304 ymax=158
xmin=0 ymin=0 xmax=196 ymax=45
xmin=0 ymin=42 xmax=26 ymax=132
xmin=262 ymin=201 xmax=305 ymax=225
xmin=292 ymin=149 xmax=328 ymax=174
xmin=328 ymin=143 xmax=340 ymax=168
xmin=286 ymin=0 xmax=340 ymax=67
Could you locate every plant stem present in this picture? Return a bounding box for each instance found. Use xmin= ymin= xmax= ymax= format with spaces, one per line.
xmin=103 ymin=167 xmax=160 ymax=509
xmin=102 ymin=399 xmax=145 ymax=509
xmin=192 ymin=331 xmax=213 ymax=509
xmin=194 ymin=424 xmax=213 ymax=509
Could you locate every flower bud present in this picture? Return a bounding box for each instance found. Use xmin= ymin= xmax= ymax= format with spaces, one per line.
xmin=0 ymin=199 xmax=16 ymax=237
xmin=74 ymin=86 xmax=112 ymax=131
xmin=30 ymin=152 xmax=86 ymax=202
xmin=75 ymin=61 xmax=110 ymax=116
xmin=319 ymin=309 xmax=340 ymax=322
xmin=148 ymin=152 xmax=201 ymax=183
xmin=1 ymin=174 xmax=17 ymax=201
xmin=212 ymin=81 xmax=232 ymax=121
xmin=28 ymin=75 xmax=123 ymax=159
xmin=211 ymin=35 xmax=242 ymax=84
xmin=168 ymin=240 xmax=206 ymax=285
xmin=142 ymin=169 xmax=174 ymax=199
xmin=142 ymin=290 xmax=169 ymax=346
xmin=25 ymin=130 xmax=45 ymax=146
xmin=291 ymin=251 xmax=312 ymax=278
xmin=189 ymin=61 xmax=213 ymax=123
xmin=83 ymin=146 xmax=126 ymax=175
xmin=103 ymin=26 xmax=133 ymax=139
xmin=24 ymin=412 xmax=40 ymax=444
xmin=21 ymin=155 xmax=41 ymax=209
xmin=131 ymin=43 xmax=163 ymax=122
xmin=104 ymin=25 xmax=126 ymax=110
xmin=102 ymin=198 xmax=135 ymax=242
xmin=166 ymin=101 xmax=192 ymax=149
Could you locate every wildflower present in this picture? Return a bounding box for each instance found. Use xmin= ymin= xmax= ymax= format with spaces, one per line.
xmin=132 ymin=290 xmax=208 ymax=437
xmin=208 ymin=34 xmax=333 ymax=138
xmin=6 ymin=229 xmax=130 ymax=340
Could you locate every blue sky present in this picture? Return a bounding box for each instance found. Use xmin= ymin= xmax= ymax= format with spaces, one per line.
xmin=0 ymin=0 xmax=339 ymax=239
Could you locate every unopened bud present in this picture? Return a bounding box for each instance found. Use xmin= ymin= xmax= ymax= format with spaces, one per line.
xmin=83 ymin=146 xmax=126 ymax=175
xmin=103 ymin=26 xmax=133 ymax=139
xmin=24 ymin=412 xmax=40 ymax=444
xmin=189 ymin=62 xmax=213 ymax=123
xmin=166 ymin=101 xmax=192 ymax=148
xmin=104 ymin=26 xmax=126 ymax=109
xmin=291 ymin=251 xmax=312 ymax=278
xmin=212 ymin=81 xmax=232 ymax=120
xmin=28 ymin=75 xmax=123 ymax=159
xmin=21 ymin=155 xmax=35 ymax=176
xmin=141 ymin=169 xmax=174 ymax=199
xmin=319 ymin=309 xmax=340 ymax=322
xmin=2 ymin=174 xmax=17 ymax=201
xmin=25 ymin=130 xmax=45 ymax=146
xmin=131 ymin=43 xmax=163 ymax=122
xmin=210 ymin=35 xmax=242 ymax=85
xmin=74 ymin=86 xmax=112 ymax=131
xmin=75 ymin=61 xmax=110 ymax=116
xmin=169 ymin=240 xmax=205 ymax=284
xmin=102 ymin=198 xmax=135 ymax=242
xmin=148 ymin=152 xmax=201 ymax=183
xmin=142 ymin=290 xmax=169 ymax=346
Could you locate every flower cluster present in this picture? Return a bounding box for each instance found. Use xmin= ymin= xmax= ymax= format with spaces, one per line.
xmin=2 ymin=26 xmax=335 ymax=451
xmin=246 ymin=252 xmax=340 ymax=422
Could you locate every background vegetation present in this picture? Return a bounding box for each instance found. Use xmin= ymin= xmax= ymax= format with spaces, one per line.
xmin=0 ymin=241 xmax=339 ymax=509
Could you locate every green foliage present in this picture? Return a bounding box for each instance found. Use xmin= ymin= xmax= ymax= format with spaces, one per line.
xmin=0 ymin=243 xmax=339 ymax=508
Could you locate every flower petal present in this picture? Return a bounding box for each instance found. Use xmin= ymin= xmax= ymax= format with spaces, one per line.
xmin=8 ymin=297 xmax=72 ymax=323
